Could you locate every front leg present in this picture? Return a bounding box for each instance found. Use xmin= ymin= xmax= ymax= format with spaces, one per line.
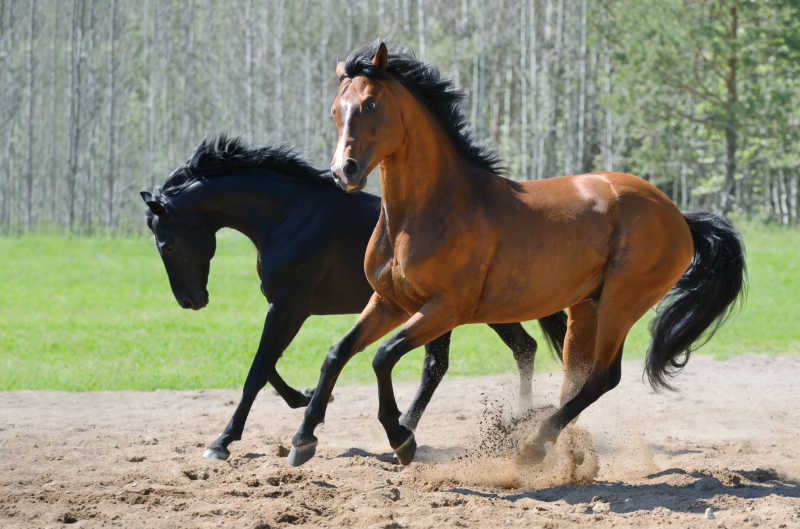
xmin=288 ymin=294 xmax=407 ymax=466
xmin=373 ymin=302 xmax=458 ymax=464
xmin=204 ymin=301 xmax=307 ymax=460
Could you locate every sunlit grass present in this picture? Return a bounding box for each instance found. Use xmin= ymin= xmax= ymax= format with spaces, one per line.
xmin=1 ymin=221 xmax=797 ymax=390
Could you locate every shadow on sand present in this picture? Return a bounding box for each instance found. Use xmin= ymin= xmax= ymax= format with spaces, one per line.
xmin=445 ymin=467 xmax=800 ymax=514
xmin=335 ymin=444 xmax=466 ymax=465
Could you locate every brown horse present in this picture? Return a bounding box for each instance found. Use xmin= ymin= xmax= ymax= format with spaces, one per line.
xmin=287 ymin=42 xmax=745 ymax=467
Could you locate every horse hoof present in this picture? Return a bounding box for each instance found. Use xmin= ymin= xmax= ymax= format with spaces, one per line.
xmin=516 ymin=437 xmax=548 ymax=464
xmin=287 ymin=441 xmax=317 ymax=467
xmin=393 ymin=433 xmax=417 ymax=465
xmin=202 ymin=445 xmax=230 ymax=460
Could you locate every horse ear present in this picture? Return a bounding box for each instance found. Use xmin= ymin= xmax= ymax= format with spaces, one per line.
xmin=145 ymin=198 xmax=168 ymax=217
xmin=371 ymin=42 xmax=388 ymax=70
xmin=336 ymin=61 xmax=345 ymax=80
xmin=140 ymin=190 xmax=153 ymax=202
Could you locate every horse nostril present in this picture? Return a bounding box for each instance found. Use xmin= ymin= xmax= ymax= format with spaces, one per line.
xmin=343 ymin=158 xmax=359 ymax=179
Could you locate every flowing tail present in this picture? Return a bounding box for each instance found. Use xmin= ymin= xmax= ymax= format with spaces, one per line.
xmin=645 ymin=212 xmax=746 ymax=390
xmin=538 ymin=310 xmax=567 ymax=362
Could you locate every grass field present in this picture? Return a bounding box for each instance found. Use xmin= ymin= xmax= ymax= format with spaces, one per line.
xmin=1 ymin=221 xmax=798 ymax=391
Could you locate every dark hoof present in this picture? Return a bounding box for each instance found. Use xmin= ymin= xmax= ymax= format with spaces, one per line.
xmin=203 ymin=445 xmax=230 ymax=460
xmin=393 ymin=433 xmax=417 ymax=465
xmin=287 ymin=440 xmax=317 ymax=467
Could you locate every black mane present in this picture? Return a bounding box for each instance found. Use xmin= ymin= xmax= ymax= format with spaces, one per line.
xmin=342 ymin=42 xmax=504 ymax=175
xmin=161 ymin=134 xmax=333 ymax=196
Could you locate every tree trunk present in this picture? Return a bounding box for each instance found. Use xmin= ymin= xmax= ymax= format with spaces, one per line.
xmin=181 ymin=0 xmax=195 ymax=154
xmin=24 ymin=0 xmax=37 ymax=230
xmin=519 ymin=0 xmax=528 ymax=178
xmin=771 ymin=171 xmax=782 ymax=223
xmin=146 ymin=0 xmax=156 ymax=190
xmin=66 ymin=0 xmax=86 ymax=232
xmin=105 ymin=0 xmax=119 ymax=229
xmin=273 ymin=0 xmax=285 ymax=139
xmin=778 ymin=170 xmax=790 ymax=225
xmin=680 ymin=162 xmax=688 ymax=210
xmin=47 ymin=0 xmax=60 ymax=223
xmin=763 ymin=171 xmax=772 ymax=221
xmin=302 ymin=0 xmax=312 ymax=152
xmin=577 ymin=0 xmax=587 ymax=172
xmin=318 ymin=0 xmax=331 ymax=154
xmin=501 ymin=51 xmax=512 ymax=165
xmin=82 ymin=0 xmax=98 ymax=234
xmin=245 ymin=0 xmax=255 ymax=140
xmin=601 ymin=7 xmax=613 ymax=171
xmin=417 ymin=0 xmax=426 ymax=59
xmin=789 ymin=172 xmax=798 ymax=225
xmin=720 ymin=2 xmax=738 ymax=215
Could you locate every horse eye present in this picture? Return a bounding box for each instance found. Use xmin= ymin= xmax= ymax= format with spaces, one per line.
xmin=364 ymin=99 xmax=377 ymax=112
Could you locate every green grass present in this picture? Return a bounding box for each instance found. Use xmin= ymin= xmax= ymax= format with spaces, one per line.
xmin=1 ymin=222 xmax=798 ymax=390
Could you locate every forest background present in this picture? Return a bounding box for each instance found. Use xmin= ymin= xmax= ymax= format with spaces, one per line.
xmin=1 ymin=0 xmax=798 ymax=234
xmin=2 ymin=0 xmax=800 ymax=390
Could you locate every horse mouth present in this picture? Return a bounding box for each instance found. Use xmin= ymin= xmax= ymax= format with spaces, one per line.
xmin=178 ymin=290 xmax=209 ymax=310
xmin=340 ymin=174 xmax=367 ymax=193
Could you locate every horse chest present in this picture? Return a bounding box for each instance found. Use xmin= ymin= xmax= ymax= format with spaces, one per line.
xmin=367 ymin=231 xmax=428 ymax=313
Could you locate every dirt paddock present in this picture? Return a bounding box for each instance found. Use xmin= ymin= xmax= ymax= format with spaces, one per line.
xmin=2 ymin=354 xmax=800 ymax=528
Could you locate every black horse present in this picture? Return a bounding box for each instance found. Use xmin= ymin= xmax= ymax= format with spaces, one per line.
xmin=141 ymin=135 xmax=566 ymax=460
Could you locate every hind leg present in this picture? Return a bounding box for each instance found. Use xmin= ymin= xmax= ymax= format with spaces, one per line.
xmin=516 ymin=300 xmax=599 ymax=462
xmin=523 ymin=268 xmax=669 ymax=462
xmin=489 ymin=323 xmax=537 ymax=411
xmin=399 ymin=332 xmax=451 ymax=432
xmin=557 ymin=300 xmax=598 ymax=407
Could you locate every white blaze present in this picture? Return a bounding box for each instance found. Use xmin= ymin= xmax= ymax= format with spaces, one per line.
xmin=331 ymin=99 xmax=354 ymax=176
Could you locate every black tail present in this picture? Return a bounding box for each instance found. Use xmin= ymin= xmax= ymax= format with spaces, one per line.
xmin=538 ymin=310 xmax=567 ymax=362
xmin=645 ymin=212 xmax=746 ymax=390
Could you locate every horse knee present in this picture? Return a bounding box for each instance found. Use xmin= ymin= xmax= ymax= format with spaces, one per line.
xmin=320 ymin=344 xmax=348 ymax=376
xmin=372 ymin=342 xmax=394 ymax=374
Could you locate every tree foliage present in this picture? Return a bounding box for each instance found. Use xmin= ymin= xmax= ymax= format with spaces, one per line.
xmin=0 ymin=0 xmax=796 ymax=234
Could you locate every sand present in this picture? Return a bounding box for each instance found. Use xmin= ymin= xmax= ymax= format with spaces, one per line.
xmin=2 ymin=354 xmax=799 ymax=528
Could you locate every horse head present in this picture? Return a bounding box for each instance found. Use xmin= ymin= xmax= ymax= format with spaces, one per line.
xmin=141 ymin=190 xmax=215 ymax=310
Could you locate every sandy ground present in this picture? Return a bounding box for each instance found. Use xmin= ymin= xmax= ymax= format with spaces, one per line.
xmin=2 ymin=354 xmax=800 ymax=529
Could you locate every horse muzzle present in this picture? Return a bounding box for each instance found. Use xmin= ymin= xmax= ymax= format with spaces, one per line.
xmin=330 ymin=158 xmax=366 ymax=193
xmin=177 ymin=289 xmax=209 ymax=310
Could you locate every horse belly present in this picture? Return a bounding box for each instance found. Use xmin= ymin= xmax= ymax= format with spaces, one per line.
xmin=473 ymin=215 xmax=613 ymax=323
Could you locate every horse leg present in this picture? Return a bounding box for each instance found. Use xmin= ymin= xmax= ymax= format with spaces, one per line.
xmin=399 ymin=331 xmax=451 ymax=432
xmin=523 ymin=266 xmax=666 ymax=462
xmin=372 ymin=303 xmax=458 ymax=465
xmin=558 ymin=300 xmax=598 ymax=407
xmin=518 ymin=298 xmax=605 ymax=462
xmin=288 ymin=294 xmax=407 ymax=467
xmin=204 ymin=302 xmax=307 ymax=460
xmin=489 ymin=323 xmax=537 ymax=411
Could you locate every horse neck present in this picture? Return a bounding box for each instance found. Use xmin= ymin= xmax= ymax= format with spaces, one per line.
xmin=379 ymin=93 xmax=474 ymax=226
xmin=175 ymin=174 xmax=304 ymax=247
